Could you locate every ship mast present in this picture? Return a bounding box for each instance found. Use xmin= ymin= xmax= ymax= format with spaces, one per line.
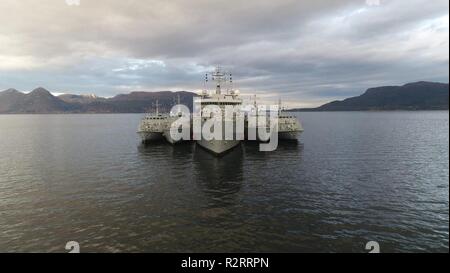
xmin=204 ymin=66 xmax=233 ymax=96
xmin=203 ymin=73 xmax=208 ymax=96
xmin=229 ymin=73 xmax=234 ymax=95
xmin=278 ymin=97 xmax=282 ymax=115
xmin=212 ymin=66 xmax=226 ymax=95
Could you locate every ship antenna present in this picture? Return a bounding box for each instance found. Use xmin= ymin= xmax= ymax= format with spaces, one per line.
xmin=213 ymin=65 xmax=224 ymax=95
xmin=216 ymin=66 xmax=220 ymax=95
xmin=230 ymin=73 xmax=233 ymax=94
xmin=278 ymin=97 xmax=282 ymax=115
xmin=204 ymin=73 xmax=208 ymax=95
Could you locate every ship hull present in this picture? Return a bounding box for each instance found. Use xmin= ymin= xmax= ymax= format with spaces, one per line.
xmin=279 ymin=131 xmax=300 ymax=140
xmin=245 ymin=127 xmax=301 ymax=141
xmin=196 ymin=139 xmax=241 ymax=155
xmin=138 ymin=131 xmax=163 ymax=142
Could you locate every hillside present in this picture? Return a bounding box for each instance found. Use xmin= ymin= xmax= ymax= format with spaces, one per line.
xmin=295 ymin=81 xmax=449 ymax=111
xmin=0 ymin=88 xmax=196 ymax=114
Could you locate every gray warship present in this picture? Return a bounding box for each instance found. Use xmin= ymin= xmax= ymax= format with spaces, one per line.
xmin=138 ymin=67 xmax=304 ymax=154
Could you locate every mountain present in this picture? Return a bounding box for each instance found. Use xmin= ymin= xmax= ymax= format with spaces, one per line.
xmin=106 ymin=91 xmax=195 ymax=113
xmin=73 ymin=91 xmax=195 ymax=113
xmin=0 ymin=88 xmax=196 ymax=114
xmin=0 ymin=88 xmax=25 ymax=113
xmin=294 ymin=81 xmax=449 ymax=111
xmin=0 ymin=87 xmax=77 ymax=113
xmin=58 ymin=94 xmax=104 ymax=104
xmin=2 ymin=81 xmax=447 ymax=114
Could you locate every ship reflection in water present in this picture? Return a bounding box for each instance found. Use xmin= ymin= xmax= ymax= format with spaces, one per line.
xmin=193 ymin=145 xmax=244 ymax=197
xmin=137 ymin=141 xmax=301 ymax=191
xmin=137 ymin=140 xmax=302 ymax=200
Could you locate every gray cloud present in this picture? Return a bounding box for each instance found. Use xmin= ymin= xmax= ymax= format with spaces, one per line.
xmin=0 ymin=0 xmax=448 ymax=107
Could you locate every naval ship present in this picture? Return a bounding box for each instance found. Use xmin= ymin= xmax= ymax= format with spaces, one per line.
xmin=137 ymin=100 xmax=182 ymax=144
xmin=277 ymin=99 xmax=304 ymax=140
xmin=196 ymin=67 xmax=243 ymax=154
xmin=244 ymin=97 xmax=303 ymax=141
xmin=137 ymin=66 xmax=304 ymax=155
xmin=137 ymin=100 xmax=166 ymax=141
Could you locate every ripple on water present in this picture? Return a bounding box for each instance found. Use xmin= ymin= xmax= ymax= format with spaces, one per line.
xmin=0 ymin=112 xmax=448 ymax=252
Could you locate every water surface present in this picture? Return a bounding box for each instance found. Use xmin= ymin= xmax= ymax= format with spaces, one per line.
xmin=0 ymin=112 xmax=448 ymax=252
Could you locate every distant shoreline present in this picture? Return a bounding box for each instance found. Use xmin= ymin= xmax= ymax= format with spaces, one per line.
xmin=1 ymin=109 xmax=448 ymax=115
xmin=290 ymin=81 xmax=448 ymax=112
xmin=1 ymin=81 xmax=448 ymax=114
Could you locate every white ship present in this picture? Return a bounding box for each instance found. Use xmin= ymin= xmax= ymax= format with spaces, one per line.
xmin=137 ymin=100 xmax=167 ymax=142
xmin=137 ymin=66 xmax=304 ymax=152
xmin=138 ymin=97 xmax=186 ymax=144
xmin=244 ymin=97 xmax=304 ymax=141
xmin=278 ymin=99 xmax=303 ymax=140
xmin=196 ymin=67 xmax=243 ymax=155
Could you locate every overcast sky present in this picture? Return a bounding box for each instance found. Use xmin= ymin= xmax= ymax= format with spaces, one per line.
xmin=0 ymin=0 xmax=448 ymax=107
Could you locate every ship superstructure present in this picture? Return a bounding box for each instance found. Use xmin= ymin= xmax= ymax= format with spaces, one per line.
xmin=137 ymin=66 xmax=304 ymax=155
xmin=137 ymin=100 xmax=168 ymax=142
xmin=244 ymin=97 xmax=303 ymax=141
xmin=277 ymin=99 xmax=304 ymax=140
xmin=196 ymin=66 xmax=243 ymax=154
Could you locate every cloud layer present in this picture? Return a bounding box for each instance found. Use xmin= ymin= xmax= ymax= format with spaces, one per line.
xmin=0 ymin=0 xmax=448 ymax=107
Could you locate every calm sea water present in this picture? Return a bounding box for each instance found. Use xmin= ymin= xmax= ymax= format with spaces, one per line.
xmin=0 ymin=112 xmax=448 ymax=253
